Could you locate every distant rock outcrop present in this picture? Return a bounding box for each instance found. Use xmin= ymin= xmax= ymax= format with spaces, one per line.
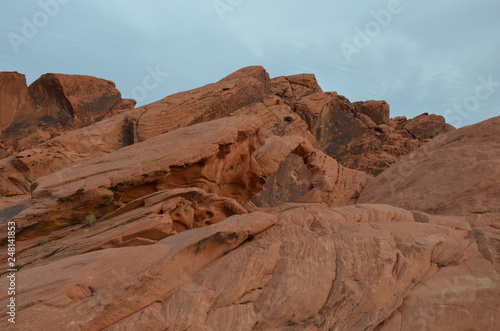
xmin=29 ymin=73 xmax=131 ymax=127
xmin=353 ymin=99 xmax=390 ymax=125
xmin=0 ymin=66 xmax=497 ymax=331
xmin=0 ymin=72 xmax=135 ymax=146
xmin=0 ymin=72 xmax=35 ymax=133
xmin=277 ymin=84 xmax=454 ymax=175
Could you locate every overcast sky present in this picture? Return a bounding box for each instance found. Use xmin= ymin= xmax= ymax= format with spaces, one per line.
xmin=1 ymin=0 xmax=499 ymax=127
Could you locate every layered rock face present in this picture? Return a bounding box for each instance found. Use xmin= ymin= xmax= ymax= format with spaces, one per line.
xmin=0 ymin=72 xmax=135 ymax=149
xmin=0 ymin=67 xmax=498 ymax=330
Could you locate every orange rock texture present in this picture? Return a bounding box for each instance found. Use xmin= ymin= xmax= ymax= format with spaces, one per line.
xmin=0 ymin=66 xmax=497 ymax=330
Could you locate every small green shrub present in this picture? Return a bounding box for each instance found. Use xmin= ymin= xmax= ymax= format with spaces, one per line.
xmin=314 ymin=313 xmax=322 ymax=327
xmin=82 ymin=214 xmax=97 ymax=227
xmin=40 ymin=238 xmax=48 ymax=246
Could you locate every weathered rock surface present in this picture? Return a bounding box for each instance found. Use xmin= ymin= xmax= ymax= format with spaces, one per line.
xmin=280 ymin=88 xmax=455 ymax=175
xmin=397 ymin=113 xmax=455 ymax=140
xmin=0 ymin=67 xmax=316 ymax=198
xmin=135 ymin=66 xmax=271 ymax=141
xmin=1 ymin=204 xmax=498 ymax=330
xmin=353 ymin=100 xmax=390 ymax=125
xmin=0 ymin=66 xmax=453 ymax=198
xmin=0 ymin=67 xmax=495 ymax=331
xmin=358 ymin=116 xmax=500 ymax=216
xmin=1 ymin=116 xmax=369 ymax=242
xmin=269 ymin=75 xmax=455 ymax=175
xmin=249 ymin=152 xmax=311 ymax=208
xmin=0 ymin=113 xmax=136 ymax=196
xmin=0 ymin=71 xmax=135 ymax=144
xmin=0 ymin=72 xmax=35 ymax=134
xmin=28 ymin=73 xmax=134 ymax=128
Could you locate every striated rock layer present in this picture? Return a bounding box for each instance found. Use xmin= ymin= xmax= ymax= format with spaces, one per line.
xmin=0 ymin=66 xmax=453 ymax=197
xmin=0 ymin=66 xmax=497 ymax=330
xmin=1 ymin=204 xmax=498 ymax=330
xmin=358 ymin=116 xmax=500 ymax=215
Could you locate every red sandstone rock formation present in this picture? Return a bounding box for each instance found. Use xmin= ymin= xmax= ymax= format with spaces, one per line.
xmin=358 ymin=116 xmax=500 ymax=216
xmin=0 ymin=72 xmax=135 ymax=147
xmin=0 ymin=67 xmax=497 ymax=330
xmin=28 ymin=73 xmax=131 ymax=127
xmin=0 ymin=72 xmax=35 ymax=134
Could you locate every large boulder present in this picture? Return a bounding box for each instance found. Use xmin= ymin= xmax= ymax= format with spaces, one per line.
xmin=0 ymin=72 xmax=135 ymax=148
xmin=0 ymin=72 xmax=35 ymax=133
xmin=353 ymin=100 xmax=390 ymax=125
xmin=397 ymin=113 xmax=455 ymax=140
xmin=28 ymin=73 xmax=134 ymax=127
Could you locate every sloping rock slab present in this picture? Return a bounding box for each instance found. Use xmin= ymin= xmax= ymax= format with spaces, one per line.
xmin=359 ymin=116 xmax=500 ymax=215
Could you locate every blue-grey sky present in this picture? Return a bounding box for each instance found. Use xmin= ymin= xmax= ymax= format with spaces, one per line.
xmin=1 ymin=0 xmax=499 ymax=127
